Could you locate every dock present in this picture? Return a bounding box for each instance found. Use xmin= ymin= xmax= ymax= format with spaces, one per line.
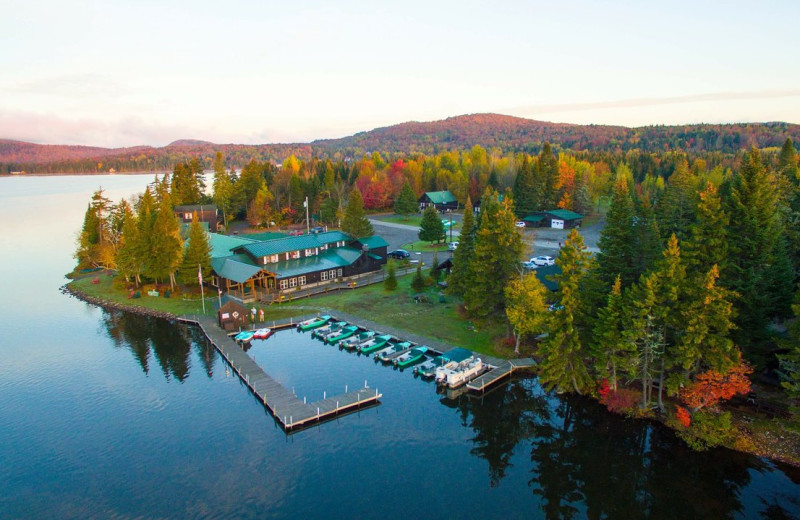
xmin=466 ymin=357 xmax=535 ymax=393
xmin=178 ymin=315 xmax=382 ymax=432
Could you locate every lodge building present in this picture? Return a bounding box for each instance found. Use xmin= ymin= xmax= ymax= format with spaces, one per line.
xmin=208 ymin=230 xmax=388 ymax=303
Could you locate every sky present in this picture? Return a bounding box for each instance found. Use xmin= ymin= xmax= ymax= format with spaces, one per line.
xmin=1 ymin=0 xmax=799 ymax=148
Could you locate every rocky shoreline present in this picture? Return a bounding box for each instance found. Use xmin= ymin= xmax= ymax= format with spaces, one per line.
xmin=60 ymin=283 xmax=180 ymax=321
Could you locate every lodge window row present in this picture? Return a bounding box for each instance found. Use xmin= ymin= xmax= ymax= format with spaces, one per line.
xmin=278 ymin=269 xmax=343 ymax=290
xmin=261 ymin=241 xmax=346 ymax=266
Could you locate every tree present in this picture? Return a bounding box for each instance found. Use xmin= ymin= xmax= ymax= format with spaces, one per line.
xmin=591 ymin=276 xmax=634 ymax=391
xmin=418 ymin=204 xmax=445 ymax=243
xmin=595 ymin=174 xmax=636 ymax=288
xmin=684 ymin=182 xmax=728 ymax=274
xmin=393 ymin=181 xmax=418 ymax=217
xmin=537 ymin=228 xmax=594 ymax=394
xmin=115 ymin=202 xmax=140 ymax=284
xmin=384 ymin=260 xmax=398 ymax=291
xmin=657 ymin=160 xmax=698 ymax=241
xmin=512 ymin=155 xmax=536 ymax=215
xmin=447 ymin=196 xmax=475 ymax=297
xmin=679 ymin=361 xmax=752 ymax=412
xmin=341 ymin=188 xmax=374 ymax=238
xmin=246 ymin=183 xmax=274 ymax=227
xmin=234 ymin=159 xmax=267 ymax=215
xmin=170 ymin=161 xmax=202 ymax=206
xmin=75 ymin=188 xmax=113 ymax=268
xmin=147 ymin=193 xmax=183 ymax=291
xmin=429 ymin=251 xmax=440 ymax=282
xmin=505 ymin=272 xmax=549 ymax=354
xmin=178 ymin=214 xmax=212 ymax=287
xmin=411 ymin=264 xmax=426 ymax=293
xmin=539 ymin=143 xmax=560 ymax=209
xmin=778 ymin=137 xmax=799 ymax=185
xmin=212 ymin=152 xmax=234 ymax=230
xmin=778 ymin=285 xmax=800 ymax=401
xmin=463 ymin=189 xmax=523 ymax=318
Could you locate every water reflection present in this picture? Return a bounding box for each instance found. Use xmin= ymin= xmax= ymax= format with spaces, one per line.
xmin=101 ymin=310 xmax=217 ymax=382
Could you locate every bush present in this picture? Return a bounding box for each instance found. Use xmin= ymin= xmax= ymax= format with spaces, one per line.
xmin=384 ymin=261 xmax=398 ymax=291
xmin=411 ymin=264 xmax=426 ymax=293
xmin=677 ymin=410 xmax=736 ymax=451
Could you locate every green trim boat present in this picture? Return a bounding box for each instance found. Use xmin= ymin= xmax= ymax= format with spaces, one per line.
xmin=359 ymin=334 xmax=393 ymax=354
xmin=393 ymin=346 xmax=429 ymax=368
xmin=312 ymin=321 xmax=347 ymax=339
xmin=298 ymin=315 xmax=331 ymax=331
xmin=376 ymin=341 xmax=412 ymax=363
xmin=340 ymin=330 xmax=375 ymax=350
xmin=326 ymin=325 xmax=359 ymax=344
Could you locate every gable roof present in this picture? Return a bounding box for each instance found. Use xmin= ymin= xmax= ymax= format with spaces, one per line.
xmin=268 ymin=247 xmax=363 ymax=278
xmin=523 ymin=214 xmax=544 ymax=222
xmin=545 ymin=209 xmax=583 ymax=221
xmin=208 ymin=233 xmax=258 ymax=259
xmin=235 ymin=230 xmax=351 ymax=258
xmin=422 ymin=190 xmax=457 ymax=204
xmin=175 ymin=204 xmax=218 ymax=212
xmin=356 ymin=235 xmax=389 ymax=249
xmin=211 ymin=256 xmax=262 ymax=284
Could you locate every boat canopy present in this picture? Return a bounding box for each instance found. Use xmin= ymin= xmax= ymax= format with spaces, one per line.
xmin=442 ymin=347 xmax=473 ymax=363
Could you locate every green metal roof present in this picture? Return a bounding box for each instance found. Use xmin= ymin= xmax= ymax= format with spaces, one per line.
xmin=208 ymin=233 xmax=258 ymax=259
xmin=211 ymin=256 xmax=262 ymax=284
xmin=357 ymin=235 xmax=389 ymax=249
xmin=422 ymin=190 xmax=457 ymax=204
xmin=235 ymin=230 xmax=351 ymax=258
xmin=546 ymin=209 xmax=583 ymax=221
xmin=242 ymin=231 xmax=289 ymax=241
xmin=523 ymin=215 xmax=544 ymax=222
xmin=271 ymin=248 xmax=363 ymax=278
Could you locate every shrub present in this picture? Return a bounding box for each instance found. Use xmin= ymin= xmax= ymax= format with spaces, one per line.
xmin=677 ymin=410 xmax=736 ymax=451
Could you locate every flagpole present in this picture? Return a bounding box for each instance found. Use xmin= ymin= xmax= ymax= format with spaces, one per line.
xmin=305 ymin=196 xmax=310 ymax=234
xmin=198 ymin=263 xmax=206 ymax=315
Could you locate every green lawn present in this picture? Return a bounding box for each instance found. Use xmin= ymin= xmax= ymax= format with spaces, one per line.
xmin=376 ymin=214 xmax=423 ymax=226
xmin=401 ymin=240 xmax=454 ymax=253
xmin=278 ymin=274 xmax=506 ymax=356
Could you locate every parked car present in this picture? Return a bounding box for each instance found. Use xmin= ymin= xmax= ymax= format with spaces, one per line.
xmin=443 ymin=219 xmax=456 ymax=228
xmin=448 ymin=241 xmax=459 ymax=251
xmin=520 ymin=260 xmax=536 ymax=270
xmin=531 ymin=255 xmax=555 ymax=266
xmin=388 ymin=249 xmax=410 ymax=260
xmin=310 ymin=226 xmax=325 ymax=233
xmin=515 ymin=221 xmax=526 ymax=228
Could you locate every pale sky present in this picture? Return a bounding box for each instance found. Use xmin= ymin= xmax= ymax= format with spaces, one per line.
xmin=2 ymin=0 xmax=799 ymax=147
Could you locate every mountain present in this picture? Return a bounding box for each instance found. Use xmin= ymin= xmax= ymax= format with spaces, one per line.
xmin=2 ymin=113 xmax=799 ymax=173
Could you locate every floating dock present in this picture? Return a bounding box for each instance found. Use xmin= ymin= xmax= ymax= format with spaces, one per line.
xmin=466 ymin=357 xmax=535 ymax=393
xmin=178 ymin=316 xmax=382 ymax=432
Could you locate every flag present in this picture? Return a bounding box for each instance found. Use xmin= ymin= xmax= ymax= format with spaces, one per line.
xmin=198 ymin=264 xmax=203 ymax=286
xmin=303 ymin=198 xmax=308 ymax=208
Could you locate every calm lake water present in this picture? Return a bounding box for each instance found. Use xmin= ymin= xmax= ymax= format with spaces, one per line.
xmin=1 ymin=174 xmax=799 ymax=519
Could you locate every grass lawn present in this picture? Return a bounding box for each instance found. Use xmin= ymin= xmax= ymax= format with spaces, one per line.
xmin=401 ymin=240 xmax=454 ymax=253
xmin=278 ymin=274 xmax=507 ymax=356
xmin=376 ymin=214 xmax=423 ymax=226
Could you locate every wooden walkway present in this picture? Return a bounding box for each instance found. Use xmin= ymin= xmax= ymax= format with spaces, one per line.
xmin=466 ymin=357 xmax=535 ymax=393
xmin=178 ymin=315 xmax=382 ymax=432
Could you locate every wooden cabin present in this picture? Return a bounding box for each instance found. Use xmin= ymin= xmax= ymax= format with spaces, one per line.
xmin=174 ymin=204 xmax=220 ymax=231
xmin=419 ymin=190 xmax=458 ymax=212
xmin=217 ymin=298 xmax=249 ymax=331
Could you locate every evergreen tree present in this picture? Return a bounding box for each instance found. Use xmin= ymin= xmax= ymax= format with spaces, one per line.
xmin=778 ymin=138 xmax=799 ymax=185
xmin=778 ymin=285 xmax=800 ymax=402
xmin=384 ymin=260 xmax=398 ymax=291
xmin=341 ymin=188 xmax=373 ymax=238
xmin=463 ymin=189 xmax=523 ymax=318
xmin=212 ymin=152 xmax=234 ymax=230
xmin=725 ymin=148 xmax=783 ymax=359
xmin=178 ymin=214 xmax=212 ymax=287
xmin=447 ymin=196 xmax=475 ymax=297
xmin=657 ymin=160 xmax=698 ymax=241
xmin=505 ymin=272 xmax=550 ymax=354
xmin=684 ymin=182 xmax=728 ymax=274
xmin=187 ymin=156 xmax=206 ymax=195
xmin=512 ymin=155 xmax=536 ymax=215
xmin=537 ymin=228 xmax=594 ymax=394
xmin=632 ymin=196 xmax=662 ymax=279
xmin=539 ymin=143 xmax=560 ymax=209
xmin=393 ymin=181 xmax=418 ymax=217
xmin=147 ymin=193 xmax=184 ymax=291
xmin=429 ymin=252 xmax=440 ymax=282
xmin=591 ymin=276 xmax=634 ymax=391
xmin=234 ymin=159 xmax=267 ymax=215
xmin=75 ymin=189 xmax=113 ymax=268
xmin=596 ymin=175 xmax=636 ymax=288
xmin=418 ymin=204 xmax=445 ymax=243
xmin=135 ymin=188 xmax=156 ymax=285
xmin=246 ymin=182 xmax=274 ymax=227
xmin=170 ymin=162 xmax=195 ymax=206
xmin=625 ymin=272 xmax=664 ymax=409
xmin=411 ymin=264 xmax=426 ymax=293
xmin=115 ymin=202 xmax=140 ymax=284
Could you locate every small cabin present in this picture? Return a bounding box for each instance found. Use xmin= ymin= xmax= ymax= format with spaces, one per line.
xmin=523 ymin=210 xmax=583 ymax=229
xmin=175 ymin=204 xmax=220 ymax=231
xmin=217 ymin=298 xmax=249 ymax=331
xmin=419 ymin=190 xmax=458 ymax=212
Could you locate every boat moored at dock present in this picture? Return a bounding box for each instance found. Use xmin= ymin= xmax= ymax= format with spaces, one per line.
xmin=298 ymin=315 xmax=331 ymax=331
xmin=253 ymin=328 xmax=273 ymax=340
xmin=312 ymin=321 xmax=348 ymax=339
xmin=340 ymin=330 xmax=375 ymax=350
xmin=376 ymin=341 xmax=412 ymax=363
xmin=435 ymin=357 xmax=485 ymax=388
xmin=359 ymin=334 xmax=393 ymax=354
xmin=234 ymin=330 xmax=255 ymax=343
xmin=393 ymin=346 xmax=429 ymax=368
xmin=326 ymin=325 xmax=359 ymax=344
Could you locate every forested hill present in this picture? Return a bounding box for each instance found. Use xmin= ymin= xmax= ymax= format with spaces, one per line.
xmin=3 ymin=113 xmax=800 ymax=173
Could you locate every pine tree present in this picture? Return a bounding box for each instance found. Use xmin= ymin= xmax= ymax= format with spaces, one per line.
xmin=418 ymin=204 xmax=445 ymax=243
xmin=75 ymin=189 xmax=113 ymax=268
xmin=135 ymin=188 xmax=156 ymax=285
xmin=657 ymin=160 xmax=698 ymax=241
xmin=170 ymin=162 xmax=195 ymax=206
xmin=447 ymin=196 xmax=475 ymax=297
xmin=537 ymin=229 xmax=594 ymax=394
xmin=147 ymin=193 xmax=183 ymax=291
xmin=592 ymin=276 xmax=634 ymax=391
xmin=778 ymin=285 xmax=800 ymax=401
xmin=393 ymin=181 xmax=418 ymax=217
xmin=411 ymin=264 xmax=426 ymax=293
xmin=384 ymin=260 xmax=398 ymax=291
xmin=115 ymin=202 xmax=140 ymax=284
xmin=429 ymin=252 xmax=440 ymax=282
xmin=463 ymin=189 xmax=523 ymax=318
xmin=234 ymin=159 xmax=267 ymax=215
xmin=246 ymin=182 xmax=274 ymax=227
xmin=632 ymin=196 xmax=662 ymax=279
xmin=539 ymin=143 xmax=560 ymax=209
xmin=212 ymin=152 xmax=234 ymax=230
xmin=625 ymin=272 xmax=664 ymax=409
xmin=178 ymin=215 xmax=212 ymax=286
xmin=341 ymin=188 xmax=374 ymax=238
xmin=596 ymin=175 xmax=636 ymax=288
xmin=778 ymin=138 xmax=799 ymax=185
xmin=505 ymin=272 xmax=550 ymax=354
xmin=684 ymin=182 xmax=728 ymax=274
xmin=512 ymin=155 xmax=536 ymax=215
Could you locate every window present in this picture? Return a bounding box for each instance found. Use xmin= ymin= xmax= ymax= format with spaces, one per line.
xmin=305 ymin=248 xmax=314 ymax=256
xmin=279 ymin=279 xmax=288 ymax=290
xmin=321 ymin=244 xmax=328 ymax=250
xmin=270 ymin=254 xmax=278 ymax=263
xmin=321 ymin=271 xmax=328 ymax=281
xmin=329 ymin=269 xmax=337 ymax=279
xmin=291 ymin=250 xmax=300 ymax=259
xmin=289 ymin=278 xmax=297 ymax=287
xmin=337 ymin=269 xmax=342 ymax=277
xmin=184 ymin=212 xmax=192 ymax=220
xmin=299 ymin=276 xmax=306 ymax=286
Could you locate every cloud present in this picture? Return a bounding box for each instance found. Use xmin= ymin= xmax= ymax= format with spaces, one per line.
xmin=508 ymin=89 xmax=800 ymax=116
xmin=3 ymin=73 xmax=132 ymax=100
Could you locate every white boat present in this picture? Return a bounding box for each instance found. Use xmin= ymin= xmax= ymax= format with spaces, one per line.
xmin=340 ymin=330 xmax=375 ymax=350
xmin=435 ymin=357 xmax=484 ymax=388
xmin=312 ymin=321 xmax=347 ymax=339
xmin=253 ymin=328 xmax=272 ymax=340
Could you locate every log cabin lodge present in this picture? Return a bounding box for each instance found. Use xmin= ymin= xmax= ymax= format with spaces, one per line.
xmin=208 ymin=230 xmax=388 ymax=303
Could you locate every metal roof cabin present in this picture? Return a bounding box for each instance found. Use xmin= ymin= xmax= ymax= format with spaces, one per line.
xmin=419 ymin=190 xmax=458 ymax=212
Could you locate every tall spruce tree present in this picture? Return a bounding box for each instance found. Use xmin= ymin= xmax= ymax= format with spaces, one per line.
xmin=447 ymin=196 xmax=475 ymax=297
xmin=341 ymin=188 xmax=373 ymax=238
xmin=778 ymin=285 xmax=800 ymax=402
xmin=178 ymin=214 xmax=212 ymax=286
xmin=147 ymin=193 xmax=183 ymax=290
xmin=657 ymin=160 xmax=698 ymax=241
xmin=537 ymin=228 xmax=594 ymax=394
xmin=539 ymin=143 xmax=560 ymax=209
xmin=463 ymin=189 xmax=523 ymax=318
xmin=115 ymin=202 xmax=140 ymax=284
xmin=684 ymin=182 xmax=729 ymax=274
xmin=393 ymin=181 xmax=418 ymax=217
xmin=512 ymin=155 xmax=536 ymax=215
xmin=778 ymin=138 xmax=799 ymax=185
xmin=596 ymin=175 xmax=636 ymax=288
xmin=418 ymin=204 xmax=445 ymax=243
xmin=212 ymin=152 xmax=234 ymax=230
xmin=591 ymin=276 xmax=634 ymax=391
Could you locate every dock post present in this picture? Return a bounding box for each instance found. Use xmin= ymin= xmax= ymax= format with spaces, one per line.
xmin=323 ymin=391 xmax=326 ymax=399
xmin=336 ymin=401 xmax=339 ymax=410
xmin=317 ymin=407 xmax=320 ymax=419
xmin=364 ymin=379 xmax=367 ymax=388
xmin=345 ymin=384 xmax=348 ymax=392
xmin=304 ymin=396 xmax=306 ymax=404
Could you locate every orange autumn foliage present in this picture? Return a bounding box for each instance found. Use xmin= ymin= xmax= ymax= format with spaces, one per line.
xmin=675 ymin=406 xmax=691 ymax=428
xmin=679 ymin=361 xmax=752 ymax=411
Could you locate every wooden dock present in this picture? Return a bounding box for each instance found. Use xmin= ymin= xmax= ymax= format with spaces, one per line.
xmin=466 ymin=357 xmax=535 ymax=393
xmin=178 ymin=315 xmax=382 ymax=432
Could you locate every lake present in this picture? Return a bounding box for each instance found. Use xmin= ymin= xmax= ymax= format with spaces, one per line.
xmin=1 ymin=174 xmax=798 ymax=519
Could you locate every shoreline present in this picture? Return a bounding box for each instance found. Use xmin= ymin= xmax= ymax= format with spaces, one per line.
xmin=62 ymin=278 xmax=800 ymax=469
xmin=3 ymin=171 xmax=169 ymax=178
